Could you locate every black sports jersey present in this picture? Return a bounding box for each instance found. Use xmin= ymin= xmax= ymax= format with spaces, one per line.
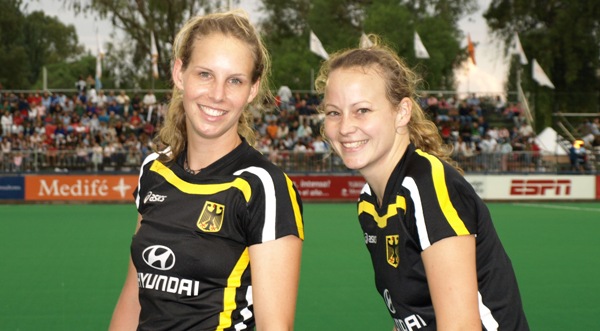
xmin=358 ymin=144 xmax=528 ymax=331
xmin=131 ymin=139 xmax=304 ymax=331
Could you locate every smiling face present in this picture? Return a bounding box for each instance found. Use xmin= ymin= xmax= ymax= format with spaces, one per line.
xmin=323 ymin=66 xmax=411 ymax=178
xmin=172 ymin=33 xmax=259 ymax=144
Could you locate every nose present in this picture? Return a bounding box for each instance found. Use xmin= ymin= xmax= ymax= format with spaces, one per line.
xmin=338 ymin=114 xmax=357 ymax=135
xmin=209 ymin=81 xmax=225 ymax=102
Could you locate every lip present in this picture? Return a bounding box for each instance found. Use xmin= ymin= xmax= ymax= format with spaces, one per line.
xmin=340 ymin=139 xmax=367 ymax=150
xmin=199 ymin=104 xmax=227 ymax=118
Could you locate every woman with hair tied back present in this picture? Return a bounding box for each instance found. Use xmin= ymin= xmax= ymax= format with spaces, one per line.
xmin=316 ymin=34 xmax=529 ymax=331
xmin=109 ymin=10 xmax=304 ymax=331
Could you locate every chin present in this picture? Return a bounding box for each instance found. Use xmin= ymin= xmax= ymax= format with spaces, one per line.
xmin=342 ymin=160 xmax=364 ymax=171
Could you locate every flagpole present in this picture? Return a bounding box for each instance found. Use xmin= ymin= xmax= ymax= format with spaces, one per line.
xmin=310 ymin=68 xmax=314 ymax=93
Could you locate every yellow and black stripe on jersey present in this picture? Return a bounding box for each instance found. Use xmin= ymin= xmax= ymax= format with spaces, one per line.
xmin=131 ymin=139 xmax=304 ymax=331
xmin=357 ymin=143 xmax=529 ymax=330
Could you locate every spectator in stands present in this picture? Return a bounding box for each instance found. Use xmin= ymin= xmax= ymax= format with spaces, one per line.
xmin=458 ymin=99 xmax=472 ymax=126
xmin=316 ymin=34 xmax=529 ymax=330
xmin=75 ymin=141 xmax=89 ymax=166
xmin=1 ymin=110 xmax=11 ymax=136
xmin=504 ymin=102 xmax=520 ymax=120
xmin=76 ymin=89 xmax=87 ymax=106
xmin=142 ymin=90 xmax=158 ymax=122
xmin=254 ymin=116 xmax=267 ymax=137
xmin=87 ymin=84 xmax=98 ymax=105
xmin=277 ymin=85 xmax=293 ymax=111
xmin=1 ymin=136 xmax=11 ymax=167
xmin=115 ymin=90 xmax=130 ymax=116
xmin=499 ymin=138 xmax=513 ymax=172
xmin=75 ymin=75 xmax=86 ymax=93
xmin=518 ymin=121 xmax=534 ymax=139
xmin=266 ymin=119 xmax=278 ymax=141
xmin=478 ymin=133 xmax=498 ymax=171
xmin=494 ymin=95 xmax=506 ymax=113
xmin=96 ymin=90 xmax=108 ymax=108
xmin=435 ymin=98 xmax=450 ymax=123
xmin=276 ymin=120 xmax=289 ymax=141
xmin=311 ymin=135 xmax=328 ymax=171
xmin=569 ymin=139 xmax=588 ymax=173
xmin=127 ymin=110 xmax=144 ymax=135
xmin=11 ymin=109 xmax=25 ymax=136
xmin=426 ymin=93 xmax=439 ymax=118
xmin=88 ymin=141 xmax=102 ymax=170
xmin=296 ymin=118 xmax=312 ymax=140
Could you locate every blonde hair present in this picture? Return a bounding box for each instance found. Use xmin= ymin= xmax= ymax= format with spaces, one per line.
xmin=315 ymin=34 xmax=461 ymax=173
xmin=155 ymin=9 xmax=272 ymax=163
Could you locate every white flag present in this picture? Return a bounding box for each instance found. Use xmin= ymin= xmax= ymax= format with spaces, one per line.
xmin=360 ymin=33 xmax=374 ymax=48
xmin=95 ymin=32 xmax=104 ymax=89
xmin=151 ymin=32 xmax=159 ymax=79
xmin=95 ymin=33 xmax=104 ymax=80
xmin=414 ymin=32 xmax=430 ymax=59
xmin=532 ymin=59 xmax=555 ymax=89
xmin=310 ymin=31 xmax=329 ymax=60
xmin=511 ymin=32 xmax=528 ymax=65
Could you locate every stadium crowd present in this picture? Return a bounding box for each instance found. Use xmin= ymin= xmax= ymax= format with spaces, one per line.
xmin=1 ymin=80 xmax=598 ymax=173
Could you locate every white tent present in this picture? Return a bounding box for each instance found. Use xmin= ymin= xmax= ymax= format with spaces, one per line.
xmin=535 ymin=127 xmax=568 ymax=155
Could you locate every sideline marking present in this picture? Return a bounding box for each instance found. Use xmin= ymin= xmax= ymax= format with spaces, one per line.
xmin=513 ymin=203 xmax=600 ymax=213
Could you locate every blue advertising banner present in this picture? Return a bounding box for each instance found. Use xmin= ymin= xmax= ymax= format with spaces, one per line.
xmin=0 ymin=176 xmax=25 ymax=200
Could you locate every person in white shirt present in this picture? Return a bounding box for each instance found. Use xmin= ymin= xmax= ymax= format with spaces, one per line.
xmin=142 ymin=90 xmax=158 ymax=122
xmin=277 ymin=85 xmax=293 ymax=111
xmin=1 ymin=110 xmax=12 ymax=136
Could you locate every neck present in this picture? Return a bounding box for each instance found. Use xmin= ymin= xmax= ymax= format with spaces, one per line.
xmin=362 ymin=140 xmax=409 ymax=207
xmin=186 ymin=134 xmax=242 ymax=171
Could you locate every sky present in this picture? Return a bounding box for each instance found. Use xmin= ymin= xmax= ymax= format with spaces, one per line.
xmin=24 ymin=0 xmax=507 ymax=95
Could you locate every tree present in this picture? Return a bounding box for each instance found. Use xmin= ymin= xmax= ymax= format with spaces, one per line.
xmin=0 ymin=0 xmax=84 ymax=89
xmin=0 ymin=0 xmax=30 ymax=88
xmin=259 ymin=0 xmax=477 ymax=92
xmin=23 ymin=11 xmax=83 ymax=86
xmin=364 ymin=0 xmax=477 ymax=90
xmin=484 ymin=0 xmax=600 ymax=130
xmin=63 ymin=0 xmax=241 ymax=89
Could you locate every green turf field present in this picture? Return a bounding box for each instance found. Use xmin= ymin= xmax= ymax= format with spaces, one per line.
xmin=1 ymin=202 xmax=599 ymax=330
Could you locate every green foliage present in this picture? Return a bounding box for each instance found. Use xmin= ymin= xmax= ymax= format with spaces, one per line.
xmin=260 ymin=0 xmax=476 ymax=92
xmin=484 ymin=0 xmax=600 ymax=129
xmin=0 ymin=0 xmax=28 ymax=88
xmin=31 ymin=55 xmax=94 ymax=90
xmin=0 ymin=0 xmax=84 ymax=89
xmin=63 ymin=0 xmax=232 ymax=87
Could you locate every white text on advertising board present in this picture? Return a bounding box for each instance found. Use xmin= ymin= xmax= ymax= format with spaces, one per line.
xmin=38 ymin=179 xmax=110 ymax=197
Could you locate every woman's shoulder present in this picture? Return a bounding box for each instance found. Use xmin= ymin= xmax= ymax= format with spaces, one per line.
xmin=407 ymin=148 xmax=466 ymax=185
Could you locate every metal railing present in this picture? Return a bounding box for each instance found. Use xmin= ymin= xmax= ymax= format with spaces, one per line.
xmin=0 ymin=149 xmax=598 ymax=174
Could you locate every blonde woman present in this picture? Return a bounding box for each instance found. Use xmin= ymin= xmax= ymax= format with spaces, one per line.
xmin=316 ymin=35 xmax=528 ymax=330
xmin=109 ymin=10 xmax=304 ymax=331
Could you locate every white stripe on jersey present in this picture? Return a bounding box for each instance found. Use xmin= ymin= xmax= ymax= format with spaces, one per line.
xmin=235 ymin=286 xmax=253 ymax=330
xmin=404 ymin=177 xmax=500 ymax=330
xmin=136 ymin=151 xmax=161 ymax=209
xmin=234 ymin=166 xmax=277 ymax=242
xmin=402 ymin=176 xmax=431 ymax=250
xmin=479 ymin=291 xmax=499 ymax=330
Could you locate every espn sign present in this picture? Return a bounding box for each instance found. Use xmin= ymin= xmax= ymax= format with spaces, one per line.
xmin=464 ymin=175 xmax=595 ymax=200
xmin=510 ymin=179 xmax=571 ymax=196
